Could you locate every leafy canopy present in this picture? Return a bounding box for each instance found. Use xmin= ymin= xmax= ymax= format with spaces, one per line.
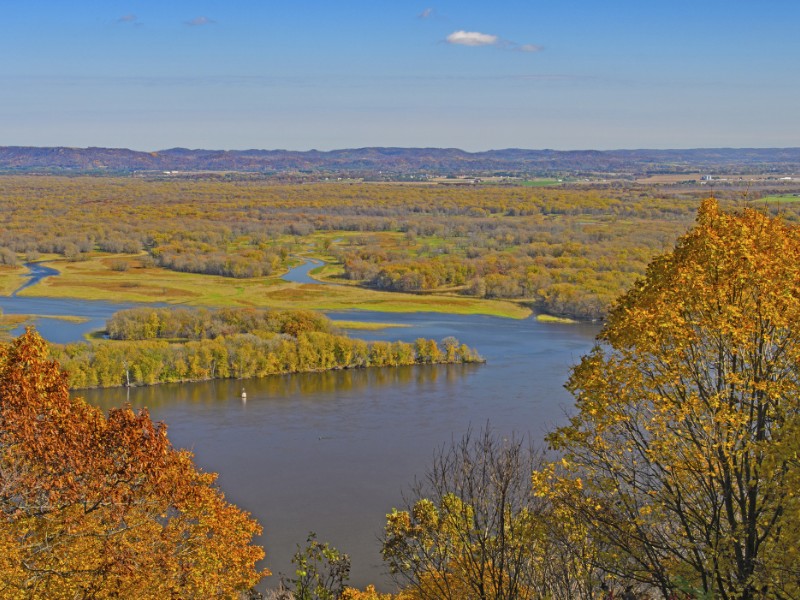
xmin=0 ymin=328 xmax=265 ymax=599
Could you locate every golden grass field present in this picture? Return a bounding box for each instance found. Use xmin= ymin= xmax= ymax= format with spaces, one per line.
xmin=0 ymin=266 xmax=27 ymax=296
xmin=535 ymin=314 xmax=578 ymax=324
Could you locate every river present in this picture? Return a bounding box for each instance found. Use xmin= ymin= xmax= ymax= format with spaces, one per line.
xmin=281 ymin=257 xmax=324 ymax=284
xmin=1 ymin=264 xmax=600 ymax=591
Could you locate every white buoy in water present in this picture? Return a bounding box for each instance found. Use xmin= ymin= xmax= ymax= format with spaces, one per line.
xmin=241 ymin=388 xmax=247 ymax=401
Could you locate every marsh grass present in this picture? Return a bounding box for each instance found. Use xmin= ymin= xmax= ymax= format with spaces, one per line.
xmin=0 ymin=314 xmax=30 ymax=337
xmin=0 ymin=265 xmax=28 ymax=295
xmin=535 ymin=314 xmax=578 ymax=324
xmin=12 ymin=255 xmax=531 ymax=319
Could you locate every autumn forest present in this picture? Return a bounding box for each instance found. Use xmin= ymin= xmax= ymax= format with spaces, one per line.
xmin=0 ymin=176 xmax=774 ymax=320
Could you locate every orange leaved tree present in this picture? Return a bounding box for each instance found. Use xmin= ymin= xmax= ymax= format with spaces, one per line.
xmin=0 ymin=328 xmax=264 ymax=599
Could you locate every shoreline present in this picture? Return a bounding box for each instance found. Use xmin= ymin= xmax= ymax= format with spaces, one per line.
xmin=65 ymin=355 xmax=486 ymax=391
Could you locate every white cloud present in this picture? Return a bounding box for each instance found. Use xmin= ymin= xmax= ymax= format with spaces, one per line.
xmin=516 ymin=43 xmax=543 ymax=53
xmin=445 ymin=30 xmax=543 ymax=53
xmin=186 ymin=16 xmax=214 ymax=27
xmin=418 ymin=8 xmax=434 ymax=19
xmin=445 ymin=30 xmax=498 ymax=47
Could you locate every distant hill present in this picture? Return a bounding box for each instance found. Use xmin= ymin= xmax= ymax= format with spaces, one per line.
xmin=1 ymin=145 xmax=799 ymax=176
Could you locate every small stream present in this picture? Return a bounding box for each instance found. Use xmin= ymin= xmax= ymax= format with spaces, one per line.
xmin=280 ymin=258 xmax=325 ymax=285
xmin=12 ymin=262 xmax=60 ymax=296
xmin=1 ymin=259 xmax=333 ymax=342
xmin=1 ymin=263 xmax=138 ymax=342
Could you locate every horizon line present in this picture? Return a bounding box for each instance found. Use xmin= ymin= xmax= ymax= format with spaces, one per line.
xmin=3 ymin=144 xmax=800 ymax=154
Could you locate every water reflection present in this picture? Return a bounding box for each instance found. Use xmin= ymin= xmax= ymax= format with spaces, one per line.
xmin=78 ymin=360 xmax=492 ymax=592
xmin=83 ymin=363 xmax=480 ymax=412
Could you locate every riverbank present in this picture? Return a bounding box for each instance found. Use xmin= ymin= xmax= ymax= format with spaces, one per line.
xmin=55 ymin=338 xmax=483 ymax=390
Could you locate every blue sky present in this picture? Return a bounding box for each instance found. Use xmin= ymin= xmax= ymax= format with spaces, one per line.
xmin=2 ymin=1 xmax=798 ymax=151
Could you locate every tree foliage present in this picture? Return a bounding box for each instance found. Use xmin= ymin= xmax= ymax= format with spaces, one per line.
xmin=281 ymin=533 xmax=351 ymax=600
xmin=106 ymin=307 xmax=336 ymax=341
xmin=51 ymin=308 xmax=481 ymax=390
xmin=545 ymin=199 xmax=800 ymax=598
xmin=340 ymin=585 xmax=404 ymax=600
xmin=0 ymin=328 xmax=265 ymax=598
xmin=382 ymin=427 xmax=595 ymax=600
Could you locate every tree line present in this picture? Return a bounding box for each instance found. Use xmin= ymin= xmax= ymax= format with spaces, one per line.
xmin=52 ymin=307 xmax=482 ymax=389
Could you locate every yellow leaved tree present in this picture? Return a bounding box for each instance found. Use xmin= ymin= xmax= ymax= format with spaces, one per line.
xmin=545 ymin=199 xmax=800 ymax=598
xmin=0 ymin=328 xmax=265 ymax=599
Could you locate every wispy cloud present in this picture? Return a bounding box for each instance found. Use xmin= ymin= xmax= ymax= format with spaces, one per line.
xmin=117 ymin=14 xmax=139 ymax=24
xmin=185 ymin=16 xmax=214 ymax=27
xmin=418 ymin=8 xmax=434 ymax=19
xmin=445 ymin=30 xmax=542 ymax=53
xmin=446 ymin=30 xmax=498 ymax=47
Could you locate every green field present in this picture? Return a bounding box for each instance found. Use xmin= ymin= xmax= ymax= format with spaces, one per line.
xmin=762 ymin=194 xmax=800 ymax=203
xmin=535 ymin=314 xmax=578 ymax=324
xmin=519 ymin=178 xmax=562 ymax=187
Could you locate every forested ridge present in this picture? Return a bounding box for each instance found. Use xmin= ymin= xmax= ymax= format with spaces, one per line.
xmin=1 ymin=145 xmax=799 ymax=175
xmin=0 ymin=176 xmax=776 ymax=319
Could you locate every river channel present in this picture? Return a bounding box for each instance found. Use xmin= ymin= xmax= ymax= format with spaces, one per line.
xmin=1 ymin=263 xmax=600 ymax=591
